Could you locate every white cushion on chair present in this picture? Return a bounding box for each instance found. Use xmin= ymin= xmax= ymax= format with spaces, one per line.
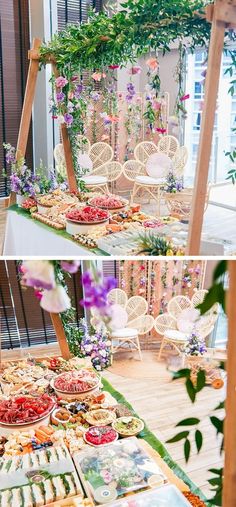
xmin=111 ymin=328 xmax=138 ymax=338
xmin=83 ymin=175 xmax=108 ymax=185
xmin=135 ymin=176 xmax=165 ymax=185
xmin=164 ymin=329 xmax=187 ymax=342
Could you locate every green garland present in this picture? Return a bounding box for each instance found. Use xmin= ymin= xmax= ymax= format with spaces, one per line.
xmin=40 ymin=0 xmax=213 ymax=72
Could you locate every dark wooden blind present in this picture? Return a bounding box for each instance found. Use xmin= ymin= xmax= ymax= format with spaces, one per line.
xmin=102 ymin=261 xmax=117 ymax=279
xmin=57 ymin=0 xmax=102 ymax=30
xmin=0 ymin=0 xmax=33 ymax=197
xmin=0 ymin=261 xmax=84 ymax=350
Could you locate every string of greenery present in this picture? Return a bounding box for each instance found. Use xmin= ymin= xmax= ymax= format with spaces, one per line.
xmin=40 ymin=0 xmax=214 ymax=72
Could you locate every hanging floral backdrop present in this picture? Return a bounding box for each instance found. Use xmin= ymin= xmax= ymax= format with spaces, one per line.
xmin=119 ymin=260 xmax=206 ymax=317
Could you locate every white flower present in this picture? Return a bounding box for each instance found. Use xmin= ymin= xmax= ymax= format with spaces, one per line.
xmin=22 ymin=261 xmax=56 ymax=290
xmin=100 ymin=350 xmax=107 ymax=358
xmin=58 ymin=115 xmax=65 ymax=125
xmin=40 ymin=285 xmax=71 ymax=313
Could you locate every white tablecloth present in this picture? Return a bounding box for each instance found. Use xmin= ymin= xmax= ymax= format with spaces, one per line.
xmin=3 ymin=210 xmax=100 ymax=256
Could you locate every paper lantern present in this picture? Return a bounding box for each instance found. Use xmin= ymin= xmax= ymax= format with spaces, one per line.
xmin=146 ymin=153 xmax=173 ymax=179
xmin=110 ymin=304 xmax=128 ymax=331
xmin=77 ymin=153 xmax=93 ymax=173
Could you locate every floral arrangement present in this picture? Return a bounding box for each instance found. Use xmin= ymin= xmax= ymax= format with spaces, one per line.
xmin=80 ymin=319 xmax=111 ymax=371
xmin=164 ymin=172 xmax=184 ymax=193
xmin=3 ymin=144 xmax=40 ymax=197
xmin=184 ymin=330 xmax=207 ymax=357
xmin=3 ymin=144 xmax=68 ymax=197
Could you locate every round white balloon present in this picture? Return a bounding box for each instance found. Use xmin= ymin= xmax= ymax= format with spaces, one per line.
xmin=177 ymin=308 xmax=200 ymax=334
xmin=77 ymin=153 xmax=93 ymax=173
xmin=146 ymin=152 xmax=173 ymax=179
xmin=110 ymin=304 xmax=128 ymax=331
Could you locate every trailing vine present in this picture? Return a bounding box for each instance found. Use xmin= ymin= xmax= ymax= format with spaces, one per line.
xmin=40 ymin=1 xmax=213 ymax=73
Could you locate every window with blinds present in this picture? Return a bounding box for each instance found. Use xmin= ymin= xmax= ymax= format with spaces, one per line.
xmin=57 ymin=0 xmax=103 ymax=30
xmin=0 ymin=1 xmax=33 ymax=197
xmin=102 ymin=261 xmax=117 ymax=279
xmin=0 ymin=262 xmax=84 ymax=350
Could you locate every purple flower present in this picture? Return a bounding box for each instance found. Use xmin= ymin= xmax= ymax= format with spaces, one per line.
xmin=10 ymin=174 xmax=21 ymax=193
xmin=6 ymin=148 xmax=16 ymax=164
xmin=56 ymin=91 xmax=65 ymax=103
xmin=64 ymin=113 xmax=73 ymax=126
xmin=61 ymin=260 xmax=81 ymax=274
xmin=74 ymin=84 xmax=83 ymax=98
xmin=80 ymin=270 xmax=117 ymax=316
xmin=90 ymin=91 xmax=100 ymax=102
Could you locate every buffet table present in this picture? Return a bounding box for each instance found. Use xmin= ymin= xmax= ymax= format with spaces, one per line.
xmin=0 ymin=355 xmax=206 ymax=507
xmin=3 ymin=207 xmax=107 ymax=256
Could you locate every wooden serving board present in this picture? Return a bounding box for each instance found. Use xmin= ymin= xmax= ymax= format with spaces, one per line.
xmin=31 ymin=212 xmax=66 ymax=230
xmin=45 ymin=496 xmax=94 ymax=507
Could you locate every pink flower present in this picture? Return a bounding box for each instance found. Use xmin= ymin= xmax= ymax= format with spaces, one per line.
xmin=180 ymin=94 xmax=190 ymax=102
xmin=129 ymin=66 xmax=142 ymax=75
xmin=92 ymin=72 xmax=106 ymax=82
xmin=55 ymin=76 xmax=68 ymax=88
xmin=101 ymin=470 xmax=113 ymax=484
xmin=152 ymin=100 xmax=162 ymax=111
xmin=108 ymin=65 xmax=119 ymax=70
xmin=146 ymin=57 xmax=159 ymax=71
xmin=156 ymin=127 xmax=167 ymax=134
xmin=34 ymin=290 xmax=43 ymax=301
xmin=61 ymin=260 xmax=81 ymax=274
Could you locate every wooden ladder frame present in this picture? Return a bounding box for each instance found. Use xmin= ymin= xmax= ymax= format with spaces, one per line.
xmin=187 ymin=0 xmax=236 ymax=254
xmin=10 ymin=37 xmax=77 ymax=208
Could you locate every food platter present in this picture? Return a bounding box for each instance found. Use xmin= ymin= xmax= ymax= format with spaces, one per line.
xmin=84 ymin=409 xmax=116 ymax=427
xmin=83 ymin=426 xmax=119 ymax=447
xmin=51 ymin=370 xmax=101 ymax=401
xmin=112 ymin=416 xmax=144 ymax=437
xmin=88 ymin=194 xmax=129 ymax=211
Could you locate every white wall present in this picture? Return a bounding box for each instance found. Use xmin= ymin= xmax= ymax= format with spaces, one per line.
xmin=29 ymin=0 xmax=59 ymax=170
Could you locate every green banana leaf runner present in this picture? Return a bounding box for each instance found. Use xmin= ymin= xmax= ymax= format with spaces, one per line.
xmin=102 ymin=377 xmax=207 ymax=504
xmin=8 ymin=205 xmax=109 ymax=256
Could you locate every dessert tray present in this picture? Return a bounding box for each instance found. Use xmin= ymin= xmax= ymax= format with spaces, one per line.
xmin=74 ymin=437 xmax=167 ymax=504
